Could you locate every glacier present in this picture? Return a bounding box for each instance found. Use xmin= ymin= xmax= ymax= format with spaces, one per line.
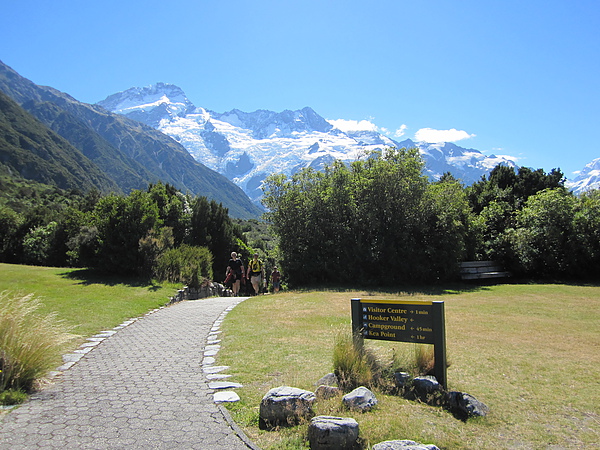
xmin=97 ymin=83 xmax=540 ymax=205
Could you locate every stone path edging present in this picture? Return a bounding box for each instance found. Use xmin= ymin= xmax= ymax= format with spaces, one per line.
xmin=0 ymin=296 xmax=258 ymax=449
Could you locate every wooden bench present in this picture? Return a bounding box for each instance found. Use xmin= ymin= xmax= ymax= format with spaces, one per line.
xmin=459 ymin=261 xmax=511 ymax=280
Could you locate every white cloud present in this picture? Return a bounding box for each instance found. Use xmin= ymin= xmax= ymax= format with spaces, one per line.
xmin=414 ymin=128 xmax=476 ymax=143
xmin=394 ymin=124 xmax=408 ymax=138
xmin=328 ymin=118 xmax=379 ymax=133
xmin=328 ymin=119 xmax=409 ymax=140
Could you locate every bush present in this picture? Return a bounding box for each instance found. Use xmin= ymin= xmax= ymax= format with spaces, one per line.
xmin=0 ymin=292 xmax=76 ymax=392
xmin=0 ymin=389 xmax=28 ymax=405
xmin=154 ymin=245 xmax=213 ymax=288
xmin=388 ymin=344 xmax=435 ymax=377
xmin=332 ymin=330 xmax=381 ymax=391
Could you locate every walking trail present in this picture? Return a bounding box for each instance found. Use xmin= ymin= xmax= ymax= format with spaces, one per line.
xmin=0 ymin=297 xmax=259 ymax=449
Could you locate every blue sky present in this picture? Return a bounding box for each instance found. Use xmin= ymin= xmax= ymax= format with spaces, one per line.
xmin=1 ymin=0 xmax=599 ymax=177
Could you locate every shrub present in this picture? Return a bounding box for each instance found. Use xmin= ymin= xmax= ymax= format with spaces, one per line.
xmin=0 ymin=388 xmax=28 ymax=405
xmin=154 ymin=245 xmax=213 ymax=288
xmin=332 ymin=330 xmax=381 ymax=391
xmin=0 ymin=292 xmax=76 ymax=392
xmin=388 ymin=344 xmax=435 ymax=377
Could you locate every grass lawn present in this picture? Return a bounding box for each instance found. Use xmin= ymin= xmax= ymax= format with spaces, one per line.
xmin=0 ymin=263 xmax=179 ymax=353
xmin=218 ymin=284 xmax=600 ymax=449
xmin=1 ymin=263 xmax=598 ymax=447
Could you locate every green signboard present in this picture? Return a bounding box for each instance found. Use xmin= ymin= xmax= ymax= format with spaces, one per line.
xmin=351 ymin=298 xmax=447 ymax=389
xmin=358 ymin=300 xmax=435 ymax=343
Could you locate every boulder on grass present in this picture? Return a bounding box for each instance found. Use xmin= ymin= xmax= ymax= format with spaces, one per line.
xmin=444 ymin=391 xmax=489 ymax=420
xmin=315 ymin=385 xmax=341 ymax=400
xmin=316 ymin=373 xmax=338 ymax=387
xmin=259 ymin=386 xmax=316 ymax=429
xmin=404 ymin=376 xmax=443 ymax=403
xmin=372 ymin=439 xmax=440 ymax=450
xmin=307 ymin=415 xmax=359 ymax=450
xmin=342 ymin=386 xmax=378 ymax=412
xmin=412 ymin=376 xmax=441 ymax=395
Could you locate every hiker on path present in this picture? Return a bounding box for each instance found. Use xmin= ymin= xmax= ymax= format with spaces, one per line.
xmin=271 ymin=266 xmax=281 ymax=293
xmin=247 ymin=253 xmax=264 ymax=295
xmin=226 ymin=252 xmax=244 ymax=296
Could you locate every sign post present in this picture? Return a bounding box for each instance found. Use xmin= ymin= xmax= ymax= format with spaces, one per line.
xmin=351 ymin=298 xmax=447 ymax=389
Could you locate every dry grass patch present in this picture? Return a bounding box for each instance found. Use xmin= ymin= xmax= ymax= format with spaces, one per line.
xmin=219 ymin=285 xmax=600 ymax=449
xmin=0 ymin=292 xmax=77 ymax=393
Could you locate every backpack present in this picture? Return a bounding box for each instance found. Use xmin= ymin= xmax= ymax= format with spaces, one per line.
xmin=249 ymin=259 xmax=262 ymax=273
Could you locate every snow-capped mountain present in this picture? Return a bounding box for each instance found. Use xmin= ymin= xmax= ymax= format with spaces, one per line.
xmin=566 ymin=158 xmax=600 ymax=194
xmin=98 ymin=83 xmax=519 ymax=204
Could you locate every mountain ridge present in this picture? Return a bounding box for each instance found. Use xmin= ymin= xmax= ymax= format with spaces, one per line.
xmin=99 ymin=82 xmax=600 ymax=197
xmin=0 ymin=61 xmax=262 ymax=218
xmin=97 ymin=83 xmax=528 ymax=204
xmin=0 ymin=90 xmax=120 ymax=193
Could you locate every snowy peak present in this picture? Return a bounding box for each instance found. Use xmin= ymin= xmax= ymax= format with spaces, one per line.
xmin=98 ymin=83 xmax=196 ymax=127
xmin=398 ymin=138 xmax=517 ymax=181
xmin=97 ymin=84 xmax=523 ymax=205
xmin=213 ymin=106 xmax=333 ymax=138
xmin=566 ymin=157 xmax=600 ymax=194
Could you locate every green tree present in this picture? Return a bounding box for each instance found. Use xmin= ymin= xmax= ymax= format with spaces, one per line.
xmin=350 ymin=148 xmax=429 ymax=283
xmin=22 ymin=221 xmax=58 ymax=266
xmin=570 ymin=189 xmax=600 ymax=277
xmin=93 ymin=191 xmax=161 ymax=275
xmin=138 ymin=227 xmax=175 ymax=279
xmin=155 ymin=244 xmax=213 ymax=288
xmin=188 ymin=196 xmax=242 ymax=277
xmin=0 ymin=206 xmax=23 ymax=262
xmin=508 ymin=188 xmax=576 ymax=277
xmin=419 ymin=178 xmax=474 ymax=280
xmin=467 ymin=165 xmax=565 ymax=213
xmin=263 ymin=147 xmax=469 ymax=285
xmin=147 ymin=182 xmax=191 ymax=246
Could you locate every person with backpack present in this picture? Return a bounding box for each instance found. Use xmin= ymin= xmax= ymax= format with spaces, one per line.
xmin=225 ymin=251 xmax=244 ymax=296
xmin=271 ymin=266 xmax=281 ymax=293
xmin=247 ymin=253 xmax=264 ymax=295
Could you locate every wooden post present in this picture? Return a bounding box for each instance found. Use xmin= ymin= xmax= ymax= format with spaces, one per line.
xmin=432 ymin=301 xmax=447 ymax=390
xmin=351 ymin=298 xmax=364 ymax=350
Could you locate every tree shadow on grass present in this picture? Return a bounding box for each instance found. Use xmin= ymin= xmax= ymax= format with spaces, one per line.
xmin=58 ymin=268 xmax=163 ymax=291
xmin=296 ymin=281 xmax=499 ymax=297
xmin=299 ymin=274 xmax=600 ymax=297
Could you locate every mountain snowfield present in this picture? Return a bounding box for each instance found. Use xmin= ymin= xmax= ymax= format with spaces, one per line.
xmin=565 ymin=158 xmax=600 ymax=193
xmin=98 ymin=83 xmax=599 ymax=204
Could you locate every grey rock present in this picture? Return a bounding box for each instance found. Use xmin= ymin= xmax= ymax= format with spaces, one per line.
xmin=307 ymin=416 xmax=359 ymax=450
xmin=213 ymin=391 xmax=240 ymax=403
xmin=412 ymin=376 xmax=441 ymax=395
xmin=316 ymin=372 xmax=338 ymax=387
xmin=445 ymin=391 xmax=489 ymax=420
xmin=404 ymin=376 xmax=444 ymax=404
xmin=372 ymin=439 xmax=440 ymax=450
xmin=342 ymin=386 xmax=378 ymax=412
xmin=208 ymin=381 xmax=243 ymax=390
xmin=259 ymin=386 xmax=316 ymax=429
xmin=393 ymin=372 xmax=411 ymax=389
xmin=315 ymin=385 xmax=341 ymax=400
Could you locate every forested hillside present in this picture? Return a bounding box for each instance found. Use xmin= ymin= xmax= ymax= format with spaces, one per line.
xmin=0 ymin=91 xmax=119 ymax=193
xmin=0 ymin=60 xmax=262 ymax=219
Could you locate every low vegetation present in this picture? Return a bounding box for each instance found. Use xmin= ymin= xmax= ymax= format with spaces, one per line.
xmin=219 ymin=286 xmax=600 ymax=449
xmin=0 ymin=292 xmax=76 ymax=393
